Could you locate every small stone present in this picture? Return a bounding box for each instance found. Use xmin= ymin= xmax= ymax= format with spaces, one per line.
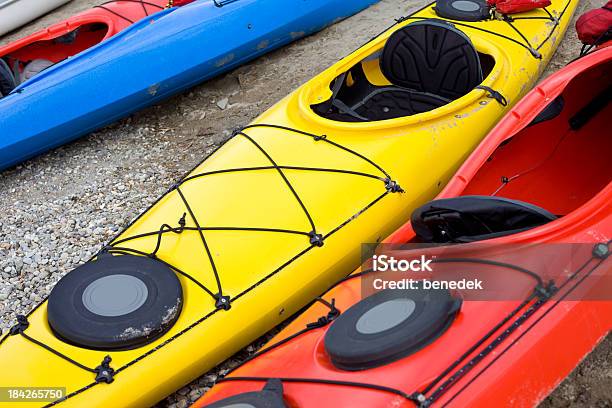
xmin=216 ymin=97 xmax=229 ymax=110
xmin=188 ymin=389 xmax=202 ymax=401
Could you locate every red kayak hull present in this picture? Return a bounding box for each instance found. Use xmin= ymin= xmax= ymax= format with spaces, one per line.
xmin=0 ymin=0 xmax=173 ymax=63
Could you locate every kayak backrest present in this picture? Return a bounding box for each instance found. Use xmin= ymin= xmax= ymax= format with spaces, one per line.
xmin=0 ymin=58 xmax=17 ymax=97
xmin=411 ymin=196 xmax=557 ymax=243
xmin=380 ymin=19 xmax=483 ymax=100
xmin=202 ymin=379 xmax=287 ymax=407
xmin=20 ymin=59 xmax=54 ymax=83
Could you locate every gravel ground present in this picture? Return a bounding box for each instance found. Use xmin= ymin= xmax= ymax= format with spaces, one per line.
xmin=0 ymin=0 xmax=609 ymax=407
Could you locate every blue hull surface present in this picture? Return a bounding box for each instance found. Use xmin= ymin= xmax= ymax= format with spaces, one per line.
xmin=0 ymin=0 xmax=378 ymax=171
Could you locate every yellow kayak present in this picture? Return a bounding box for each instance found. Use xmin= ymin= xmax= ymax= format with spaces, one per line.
xmin=0 ymin=0 xmax=577 ymax=406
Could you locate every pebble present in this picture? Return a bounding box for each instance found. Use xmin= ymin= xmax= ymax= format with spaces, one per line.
xmin=216 ymin=97 xmax=229 ymax=110
xmin=188 ymin=389 xmax=202 ymax=401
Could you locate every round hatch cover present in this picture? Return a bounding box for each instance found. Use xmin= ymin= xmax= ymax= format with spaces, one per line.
xmin=324 ymin=288 xmax=462 ymax=371
xmin=48 ymin=254 xmax=183 ymax=351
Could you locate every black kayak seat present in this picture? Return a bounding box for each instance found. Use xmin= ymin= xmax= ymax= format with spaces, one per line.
xmin=380 ymin=19 xmax=483 ymax=100
xmin=313 ymin=20 xmax=483 ymax=121
xmin=411 ymin=196 xmax=557 ymax=243
xmin=0 ymin=58 xmax=17 ymax=98
xmin=201 ymin=379 xmax=287 ymax=408
xmin=529 ymin=95 xmax=565 ymax=127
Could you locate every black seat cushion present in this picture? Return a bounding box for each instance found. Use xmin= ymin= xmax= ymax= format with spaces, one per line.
xmin=312 ymin=20 xmax=482 ymax=122
xmin=202 ymin=379 xmax=287 ymax=408
xmin=0 ymin=59 xmax=17 ymax=97
xmin=351 ymin=88 xmax=450 ymax=121
xmin=380 ymin=19 xmax=483 ymax=100
xmin=412 ymin=196 xmax=557 ymax=243
xmin=434 ymin=0 xmax=491 ymax=22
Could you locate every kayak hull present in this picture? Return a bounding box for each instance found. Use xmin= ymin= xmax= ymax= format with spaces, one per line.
xmin=0 ymin=0 xmax=171 ymax=62
xmin=0 ymin=0 xmax=70 ymax=36
xmin=0 ymin=0 xmax=379 ymax=171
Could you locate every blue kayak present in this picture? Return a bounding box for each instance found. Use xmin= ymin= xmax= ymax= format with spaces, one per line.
xmin=0 ymin=0 xmax=378 ymax=171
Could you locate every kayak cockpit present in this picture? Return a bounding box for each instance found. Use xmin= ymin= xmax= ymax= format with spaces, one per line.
xmin=411 ymin=58 xmax=612 ymax=244
xmin=311 ymin=19 xmax=496 ymax=122
xmin=0 ymin=23 xmax=109 ymax=96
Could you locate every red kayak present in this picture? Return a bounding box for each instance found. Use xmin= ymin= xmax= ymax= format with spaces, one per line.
xmin=195 ymin=45 xmax=612 ymax=408
xmin=0 ymin=0 xmax=192 ymax=84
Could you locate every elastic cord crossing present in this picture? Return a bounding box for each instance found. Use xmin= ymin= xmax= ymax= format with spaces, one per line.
xmin=174 ymin=185 xmax=225 ymax=300
xmin=403 ymin=0 xmax=570 ymax=60
xmin=535 ymin=0 xmax=573 ymax=53
xmin=7 ymin=315 xmax=115 ymax=383
xmin=440 ymin=243 xmax=610 ymax=407
xmin=0 ymin=123 xmax=400 ymax=406
xmin=241 ymin=124 xmax=395 ymax=182
xmin=218 ymin=376 xmax=420 ymax=403
xmin=421 ymin=293 xmax=550 ymax=406
xmin=494 ymin=1 xmax=569 ymax=58
xmin=181 ymin=165 xmax=388 ymax=185
xmin=277 ymin=245 xmax=603 ymax=404
xmin=216 ymin=247 xmax=597 ymax=406
xmin=221 ymin=297 xmax=340 ymax=378
xmin=417 ymin=244 xmax=607 ymax=406
xmin=501 ymin=16 xmax=541 ymax=58
xmin=105 ymin=245 xmax=218 ymax=299
xmin=104 ymin=124 xmax=401 ymax=307
xmin=236 ymin=130 xmax=318 ymax=236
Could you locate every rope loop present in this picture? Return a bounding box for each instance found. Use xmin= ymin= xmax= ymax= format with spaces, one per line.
xmin=476 ymin=85 xmax=508 ymax=106
xmin=9 ymin=315 xmax=29 ymax=336
xmin=214 ymin=293 xmax=232 ymax=311
xmin=385 ymin=179 xmax=404 ymax=193
xmin=178 ymin=213 xmax=187 ymax=228
xmin=306 ymin=299 xmax=340 ymax=328
xmin=308 ymin=231 xmax=324 ymax=247
xmin=94 ymin=356 xmax=115 ymax=384
xmin=534 ymin=280 xmax=558 ymax=300
xmin=593 ymin=242 xmax=610 ymax=259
